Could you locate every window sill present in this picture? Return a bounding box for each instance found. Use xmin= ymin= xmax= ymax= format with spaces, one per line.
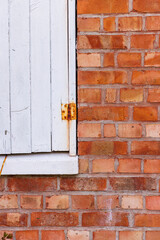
xmin=0 ymin=153 xmax=78 ymax=175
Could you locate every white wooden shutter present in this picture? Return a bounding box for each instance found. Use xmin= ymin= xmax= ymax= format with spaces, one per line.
xmin=0 ymin=0 xmax=76 ymax=155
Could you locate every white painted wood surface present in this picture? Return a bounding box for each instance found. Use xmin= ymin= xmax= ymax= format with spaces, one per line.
xmin=10 ymin=0 xmax=31 ymax=153
xmin=0 ymin=0 xmax=11 ymax=154
xmin=51 ymin=0 xmax=69 ymax=151
xmin=0 ymin=153 xmax=78 ymax=175
xmin=31 ymin=0 xmax=51 ymax=152
xmin=69 ymin=0 xmax=77 ymax=156
xmin=0 ymin=0 xmax=77 ymax=159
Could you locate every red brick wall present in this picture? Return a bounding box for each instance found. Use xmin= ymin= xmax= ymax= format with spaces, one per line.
xmin=1 ymin=0 xmax=160 ymax=239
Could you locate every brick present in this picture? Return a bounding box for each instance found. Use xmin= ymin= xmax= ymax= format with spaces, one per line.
xmin=144 ymin=159 xmax=160 ymax=173
xmin=72 ymin=195 xmax=94 ymax=210
xmin=121 ymin=196 xmax=143 ymax=209
xmin=118 ymin=159 xmax=141 ymax=173
xmin=146 ymin=231 xmax=160 ymax=240
xmin=103 ymin=17 xmax=116 ymax=32
xmin=148 ymin=89 xmax=160 ymax=102
xmin=0 ymin=231 xmax=13 ymax=239
xmin=20 ymin=195 xmax=42 ymax=209
xmin=77 ymin=0 xmax=128 ymax=14
xmin=31 ymin=212 xmax=78 ymax=227
xmin=0 ymin=213 xmax=27 ymax=227
xmin=7 ymin=177 xmax=57 ymax=192
xmin=78 ymin=88 xmax=101 ymax=103
xmin=77 ymin=35 xmax=127 ymax=49
xmin=42 ymin=231 xmax=65 ymax=240
xmin=120 ymin=89 xmax=143 ymax=102
xmin=77 ymin=18 xmax=100 ymax=32
xmin=82 ymin=212 xmax=129 ymax=226
xmin=67 ymin=230 xmax=89 ymax=240
xmin=78 ymin=53 xmax=101 ymax=67
xmin=78 ymin=71 xmax=128 ymax=85
xmin=0 ymin=195 xmax=18 ymax=209
xmin=0 ymin=178 xmax=5 ymax=191
xmin=146 ymin=196 xmax=160 ymax=210
xmin=104 ymin=124 xmax=116 ymax=137
xmin=46 ymin=195 xmax=69 ymax=209
xmin=132 ymin=71 xmax=160 ymax=85
xmin=117 ymin=53 xmax=141 ymax=67
xmin=78 ymin=123 xmax=101 ymax=138
xmin=146 ymin=16 xmax=160 ymax=30
xmin=135 ymin=214 xmax=160 ymax=227
xmin=133 ymin=107 xmax=158 ymax=121
xmin=103 ymin=53 xmax=114 ymax=67
xmin=146 ymin=124 xmax=160 ymax=137
xmin=118 ymin=17 xmax=142 ymax=31
xmin=131 ymin=141 xmax=160 ymax=155
xmin=97 ymin=195 xmax=119 ymax=209
xmin=131 ymin=34 xmax=155 ymax=49
xmin=16 ymin=231 xmax=39 ymax=240
xmin=119 ymin=231 xmax=143 ymax=240
xmin=145 ymin=52 xmax=160 ymax=67
xmin=92 ymin=159 xmax=115 ymax=173
xmin=60 ymin=177 xmax=106 ymax=191
xmin=109 ymin=177 xmax=156 ymax=191
xmin=79 ymin=159 xmax=89 ymax=173
xmin=79 ymin=106 xmax=128 ymax=121
xmin=105 ymin=89 xmax=116 ymax=103
xmin=118 ymin=124 xmax=142 ymax=138
xmin=79 ymin=141 xmax=127 ymax=155
xmin=133 ymin=0 xmax=160 ymax=12
xmin=93 ymin=230 xmax=116 ymax=240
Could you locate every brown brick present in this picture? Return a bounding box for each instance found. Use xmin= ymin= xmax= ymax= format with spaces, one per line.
xmin=67 ymin=230 xmax=89 ymax=240
xmin=104 ymin=124 xmax=116 ymax=137
xmin=97 ymin=195 xmax=119 ymax=209
xmin=135 ymin=214 xmax=160 ymax=227
xmin=60 ymin=177 xmax=106 ymax=191
xmin=31 ymin=212 xmax=79 ymax=227
xmin=109 ymin=177 xmax=156 ymax=191
xmin=0 ymin=178 xmax=5 ymax=192
xmin=118 ymin=159 xmax=141 ymax=173
xmin=78 ymin=141 xmax=127 ymax=155
xmin=42 ymin=231 xmax=65 ymax=240
xmin=77 ymin=18 xmax=100 ymax=32
xmin=105 ymin=89 xmax=117 ymax=103
xmin=118 ymin=17 xmax=142 ymax=31
xmin=117 ymin=53 xmax=141 ymax=67
xmin=78 ymin=89 xmax=101 ymax=103
xmin=144 ymin=159 xmax=160 ymax=173
xmin=131 ymin=141 xmax=160 ymax=155
xmin=103 ymin=53 xmax=115 ymax=67
xmin=146 ymin=124 xmax=160 ymax=137
xmin=103 ymin=17 xmax=116 ymax=32
xmin=132 ymin=71 xmax=160 ymax=85
xmin=133 ymin=0 xmax=160 ymax=12
xmin=93 ymin=231 xmax=116 ymax=240
xmin=146 ymin=196 xmax=160 ymax=210
xmin=148 ymin=89 xmax=160 ymax=102
xmin=146 ymin=231 xmax=160 ymax=240
xmin=78 ymin=71 xmax=128 ymax=85
xmin=92 ymin=159 xmax=115 ymax=173
xmin=119 ymin=231 xmax=143 ymax=240
xmin=77 ymin=0 xmax=128 ymax=14
xmin=146 ymin=16 xmax=160 ymax=30
xmin=0 ymin=213 xmax=27 ymax=227
xmin=82 ymin=212 xmax=129 ymax=226
xmin=20 ymin=195 xmax=42 ymax=209
xmin=7 ymin=177 xmax=57 ymax=192
xmin=118 ymin=124 xmax=142 ymax=138
xmin=120 ymin=89 xmax=143 ymax=102
xmin=79 ymin=159 xmax=89 ymax=173
xmin=0 ymin=195 xmax=18 ymax=209
xmin=78 ymin=123 xmax=101 ymax=138
xmin=77 ymin=35 xmax=127 ymax=49
xmin=78 ymin=106 xmax=128 ymax=121
xmin=145 ymin=52 xmax=160 ymax=67
xmin=46 ymin=195 xmax=69 ymax=209
xmin=16 ymin=231 xmax=39 ymax=240
xmin=121 ymin=196 xmax=143 ymax=209
xmin=72 ymin=195 xmax=94 ymax=210
xmin=78 ymin=53 xmax=101 ymax=67
xmin=133 ymin=107 xmax=158 ymax=121
xmin=131 ymin=34 xmax=155 ymax=49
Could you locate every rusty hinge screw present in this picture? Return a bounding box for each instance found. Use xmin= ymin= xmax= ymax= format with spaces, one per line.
xmin=61 ymin=103 xmax=76 ymax=120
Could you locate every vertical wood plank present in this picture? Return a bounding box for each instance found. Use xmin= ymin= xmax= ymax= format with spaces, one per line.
xmin=31 ymin=0 xmax=51 ymax=152
xmin=69 ymin=0 xmax=77 ymax=156
xmin=10 ymin=0 xmax=31 ymax=153
xmin=51 ymin=0 xmax=69 ymax=151
xmin=0 ymin=0 xmax=11 ymax=154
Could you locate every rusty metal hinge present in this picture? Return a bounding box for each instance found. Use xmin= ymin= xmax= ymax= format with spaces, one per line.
xmin=61 ymin=103 xmax=76 ymax=120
